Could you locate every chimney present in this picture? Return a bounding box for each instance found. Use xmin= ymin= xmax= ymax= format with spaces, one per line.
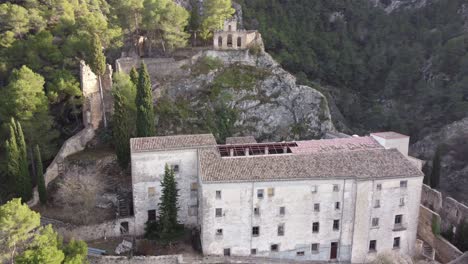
xmin=264 ymin=147 xmax=269 ymax=155
xmin=371 ymin=132 xmax=410 ymax=156
xmin=245 ymin=148 xmax=250 ymax=156
xmin=230 ymin=148 xmax=234 ymax=157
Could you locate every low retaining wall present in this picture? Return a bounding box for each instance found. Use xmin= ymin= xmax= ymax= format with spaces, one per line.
xmin=418 ymin=205 xmax=463 ymax=263
xmin=55 ymin=216 xmax=136 ymax=241
xmin=28 ymin=127 xmax=95 ymax=207
xmin=89 ymin=255 xmax=182 ymax=264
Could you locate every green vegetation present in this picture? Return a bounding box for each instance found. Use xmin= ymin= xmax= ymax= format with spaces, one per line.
xmin=0 ymin=198 xmax=88 ymax=263
xmin=432 ymin=215 xmax=441 ymax=236
xmin=430 ymin=146 xmax=442 ymax=188
xmin=454 ymin=219 xmax=468 ymax=252
xmin=200 ymin=0 xmax=235 ymax=40
xmin=238 ymin=0 xmax=468 ymax=137
xmin=136 ymin=63 xmax=156 ymax=137
xmin=145 ymin=165 xmax=184 ymax=243
xmin=87 ymin=33 xmax=108 ymax=127
xmin=35 ymin=145 xmax=47 ymax=205
xmin=191 ymin=56 xmax=223 ymax=75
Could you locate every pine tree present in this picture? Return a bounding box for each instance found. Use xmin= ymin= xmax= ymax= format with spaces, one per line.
xmin=430 ymin=146 xmax=441 ymax=189
xmin=200 ymin=0 xmax=235 ymax=40
xmin=88 ymin=33 xmax=108 ymax=127
xmin=34 ymin=145 xmax=47 ymax=204
xmin=158 ymin=164 xmax=179 ymax=237
xmin=113 ymin=90 xmax=131 ymax=168
xmin=130 ymin=66 xmax=139 ymax=85
xmin=135 ymin=63 xmax=155 ymax=137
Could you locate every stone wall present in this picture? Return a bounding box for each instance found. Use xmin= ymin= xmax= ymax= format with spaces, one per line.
xmin=420 ymin=184 xmax=468 ymax=232
xmin=417 ymin=205 xmax=463 ymax=263
xmin=80 ymin=61 xmax=113 ymax=129
xmin=27 ymin=127 xmax=96 ymax=207
xmin=89 ymin=255 xmax=182 ymax=264
xmin=55 ymin=216 xmax=136 ymax=241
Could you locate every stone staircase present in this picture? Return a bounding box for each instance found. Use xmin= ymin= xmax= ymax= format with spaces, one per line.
xmin=423 ymin=242 xmax=435 ymax=260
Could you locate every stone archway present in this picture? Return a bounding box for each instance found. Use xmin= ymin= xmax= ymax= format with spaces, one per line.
xmin=227 ymin=34 xmax=233 ymax=47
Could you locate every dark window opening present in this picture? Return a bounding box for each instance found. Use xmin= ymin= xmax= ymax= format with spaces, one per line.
xmin=252 ymin=226 xmax=260 ymax=236
xmin=395 ymin=215 xmax=402 ymax=225
xmin=216 ymin=229 xmax=223 ymax=236
xmin=279 ymin=206 xmax=285 ymax=215
xmin=254 ymin=207 xmax=260 ymax=216
xmin=224 ymin=248 xmax=231 ymax=256
xmin=311 ymin=243 xmax=319 ymax=252
xmin=251 ymin=248 xmax=257 ymax=255
xmin=393 ymin=237 xmax=400 ymax=248
xmin=369 ymin=240 xmax=377 ymax=251
xmin=333 ymin=220 xmax=340 ymax=231
xmin=218 ymin=36 xmax=222 ymax=47
xmin=296 ymin=251 xmax=305 ymax=256
xmin=215 ymin=208 xmax=222 ymax=217
xmin=237 ymin=37 xmax=242 ymax=47
xmin=313 ymin=222 xmax=320 ymax=233
xmin=120 ymin=221 xmax=129 ymax=234
xmin=271 ymin=244 xmax=279 ymax=252
xmin=278 ymin=224 xmax=284 ymax=236
xmin=335 ymin=202 xmax=340 ymax=210
xmin=218 ymin=142 xmax=297 ymax=157
xmin=148 ymin=210 xmax=156 ymax=222
xmin=227 ymin=34 xmax=233 ymax=47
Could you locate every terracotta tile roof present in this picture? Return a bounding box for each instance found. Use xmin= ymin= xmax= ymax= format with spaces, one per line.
xmin=130 ymin=134 xmax=217 ymax=152
xmin=371 ymin=132 xmax=409 ymax=139
xmin=200 ymin=148 xmax=423 ymax=182
xmin=225 ymin=136 xmax=257 ymax=144
xmin=292 ymin=136 xmax=382 ymax=154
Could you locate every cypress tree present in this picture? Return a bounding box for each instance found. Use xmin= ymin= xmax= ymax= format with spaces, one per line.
xmin=5 ymin=120 xmax=20 ymax=194
xmin=129 ymin=66 xmax=139 ymax=86
xmin=430 ymin=146 xmax=441 ymax=189
xmin=158 ymin=164 xmax=179 ymax=237
xmin=88 ymin=33 xmax=108 ymax=127
xmin=113 ymin=90 xmax=131 ymax=168
xmin=35 ymin=145 xmax=47 ymax=204
xmin=15 ymin=121 xmax=32 ymax=201
xmin=135 ymin=63 xmax=155 ymax=137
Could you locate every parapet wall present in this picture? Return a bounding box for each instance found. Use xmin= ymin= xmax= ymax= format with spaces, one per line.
xmin=89 ymin=255 xmax=182 ymax=264
xmin=115 ymin=57 xmax=193 ymax=82
xmin=420 ymin=184 xmax=468 ymax=231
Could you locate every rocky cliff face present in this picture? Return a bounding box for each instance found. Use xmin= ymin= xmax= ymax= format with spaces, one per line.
xmin=369 ymin=0 xmax=430 ymax=13
xmin=153 ymin=50 xmax=334 ymax=142
xmin=410 ymin=117 xmax=468 ymax=204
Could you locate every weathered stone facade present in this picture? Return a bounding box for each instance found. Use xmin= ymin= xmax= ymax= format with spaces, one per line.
xmin=80 ymin=61 xmax=113 ymax=129
xmin=213 ymin=19 xmax=263 ymax=51
xmin=131 ymin=132 xmax=424 ymax=263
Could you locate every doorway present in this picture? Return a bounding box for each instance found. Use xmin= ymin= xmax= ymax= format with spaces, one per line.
xmin=330 ymin=242 xmax=338 ymax=260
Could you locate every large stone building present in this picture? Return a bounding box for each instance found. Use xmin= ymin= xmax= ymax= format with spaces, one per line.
xmin=130 ymin=132 xmax=424 ymax=263
xmin=213 ymin=19 xmax=262 ymax=50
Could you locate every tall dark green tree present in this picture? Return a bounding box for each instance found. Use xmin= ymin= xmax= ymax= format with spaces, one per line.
xmin=34 ymin=145 xmax=46 ymax=204
xmin=113 ymin=90 xmax=131 ymax=168
xmin=88 ymin=33 xmax=108 ymax=128
xmin=430 ymin=146 xmax=442 ymax=189
xmin=158 ymin=164 xmax=179 ymax=237
xmin=129 ymin=66 xmax=139 ymax=85
xmin=454 ymin=219 xmax=468 ymax=252
xmin=5 ymin=118 xmax=32 ymax=201
xmin=135 ymin=63 xmax=155 ymax=137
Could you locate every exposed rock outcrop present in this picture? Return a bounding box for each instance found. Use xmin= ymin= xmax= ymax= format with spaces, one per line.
xmin=410 ymin=117 xmax=468 ymax=204
xmin=149 ymin=49 xmax=334 ymax=142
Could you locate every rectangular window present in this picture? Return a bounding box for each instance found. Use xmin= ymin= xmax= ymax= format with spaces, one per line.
xmin=171 ymin=164 xmax=180 ymax=173
xmin=270 ymin=244 xmax=279 ymax=252
xmin=216 ymin=229 xmax=223 ymax=236
xmin=215 ymin=208 xmax=222 ymax=217
xmin=393 ymin=237 xmax=401 ymax=249
xmin=376 ymin=183 xmax=382 ymax=190
xmin=296 ymin=251 xmax=305 ymax=256
xmin=369 ymin=240 xmax=377 ymax=252
xmin=147 ymin=210 xmax=156 ymax=222
xmin=268 ymin=188 xmax=275 ymax=197
xmin=333 ymin=184 xmax=340 ymax=192
xmin=314 ymin=203 xmax=320 ymax=212
xmin=395 ymin=214 xmax=403 ymax=225
xmin=311 ymin=185 xmax=318 ymax=193
xmin=120 ymin=222 xmax=129 ymax=234
xmin=252 ymin=226 xmax=260 ymax=236
xmin=224 ymin=248 xmax=231 ymax=256
xmin=216 ymin=190 xmax=222 ymax=199
xmin=257 ymin=189 xmax=264 ymax=199
xmin=372 ymin=217 xmax=379 ymax=227
xmin=278 ymin=224 xmax=285 ymax=236
xmin=279 ymin=206 xmax=285 ymax=216
xmin=254 ymin=207 xmax=260 ymax=216
xmin=148 ymin=187 xmax=156 ymax=198
xmin=400 ymin=180 xmax=407 ymax=188
xmin=399 ymin=197 xmax=405 ymax=206
xmin=311 ymin=243 xmax=319 ymax=253
xmin=312 ymin=222 xmax=320 ymax=233
xmin=335 ymin=202 xmax=340 ymax=210
xmin=333 ymin=220 xmax=340 ymax=231
xmin=374 ymin=199 xmax=380 ymax=208
xmin=251 ymin=249 xmax=257 ymax=255
xmin=190 ymin=182 xmax=198 ymax=191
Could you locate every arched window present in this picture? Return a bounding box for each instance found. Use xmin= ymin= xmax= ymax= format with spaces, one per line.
xmin=218 ymin=36 xmax=223 ymax=47
xmin=237 ymin=37 xmax=242 ymax=47
xmin=227 ymin=34 xmax=233 ymax=47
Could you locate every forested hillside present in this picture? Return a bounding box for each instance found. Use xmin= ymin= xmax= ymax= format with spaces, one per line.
xmin=238 ymin=0 xmax=468 ymax=140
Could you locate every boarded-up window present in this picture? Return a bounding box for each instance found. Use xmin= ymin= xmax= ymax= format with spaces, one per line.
xmin=148 ymin=187 xmax=156 ymax=198
xmin=268 ymin=188 xmax=275 ymax=197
